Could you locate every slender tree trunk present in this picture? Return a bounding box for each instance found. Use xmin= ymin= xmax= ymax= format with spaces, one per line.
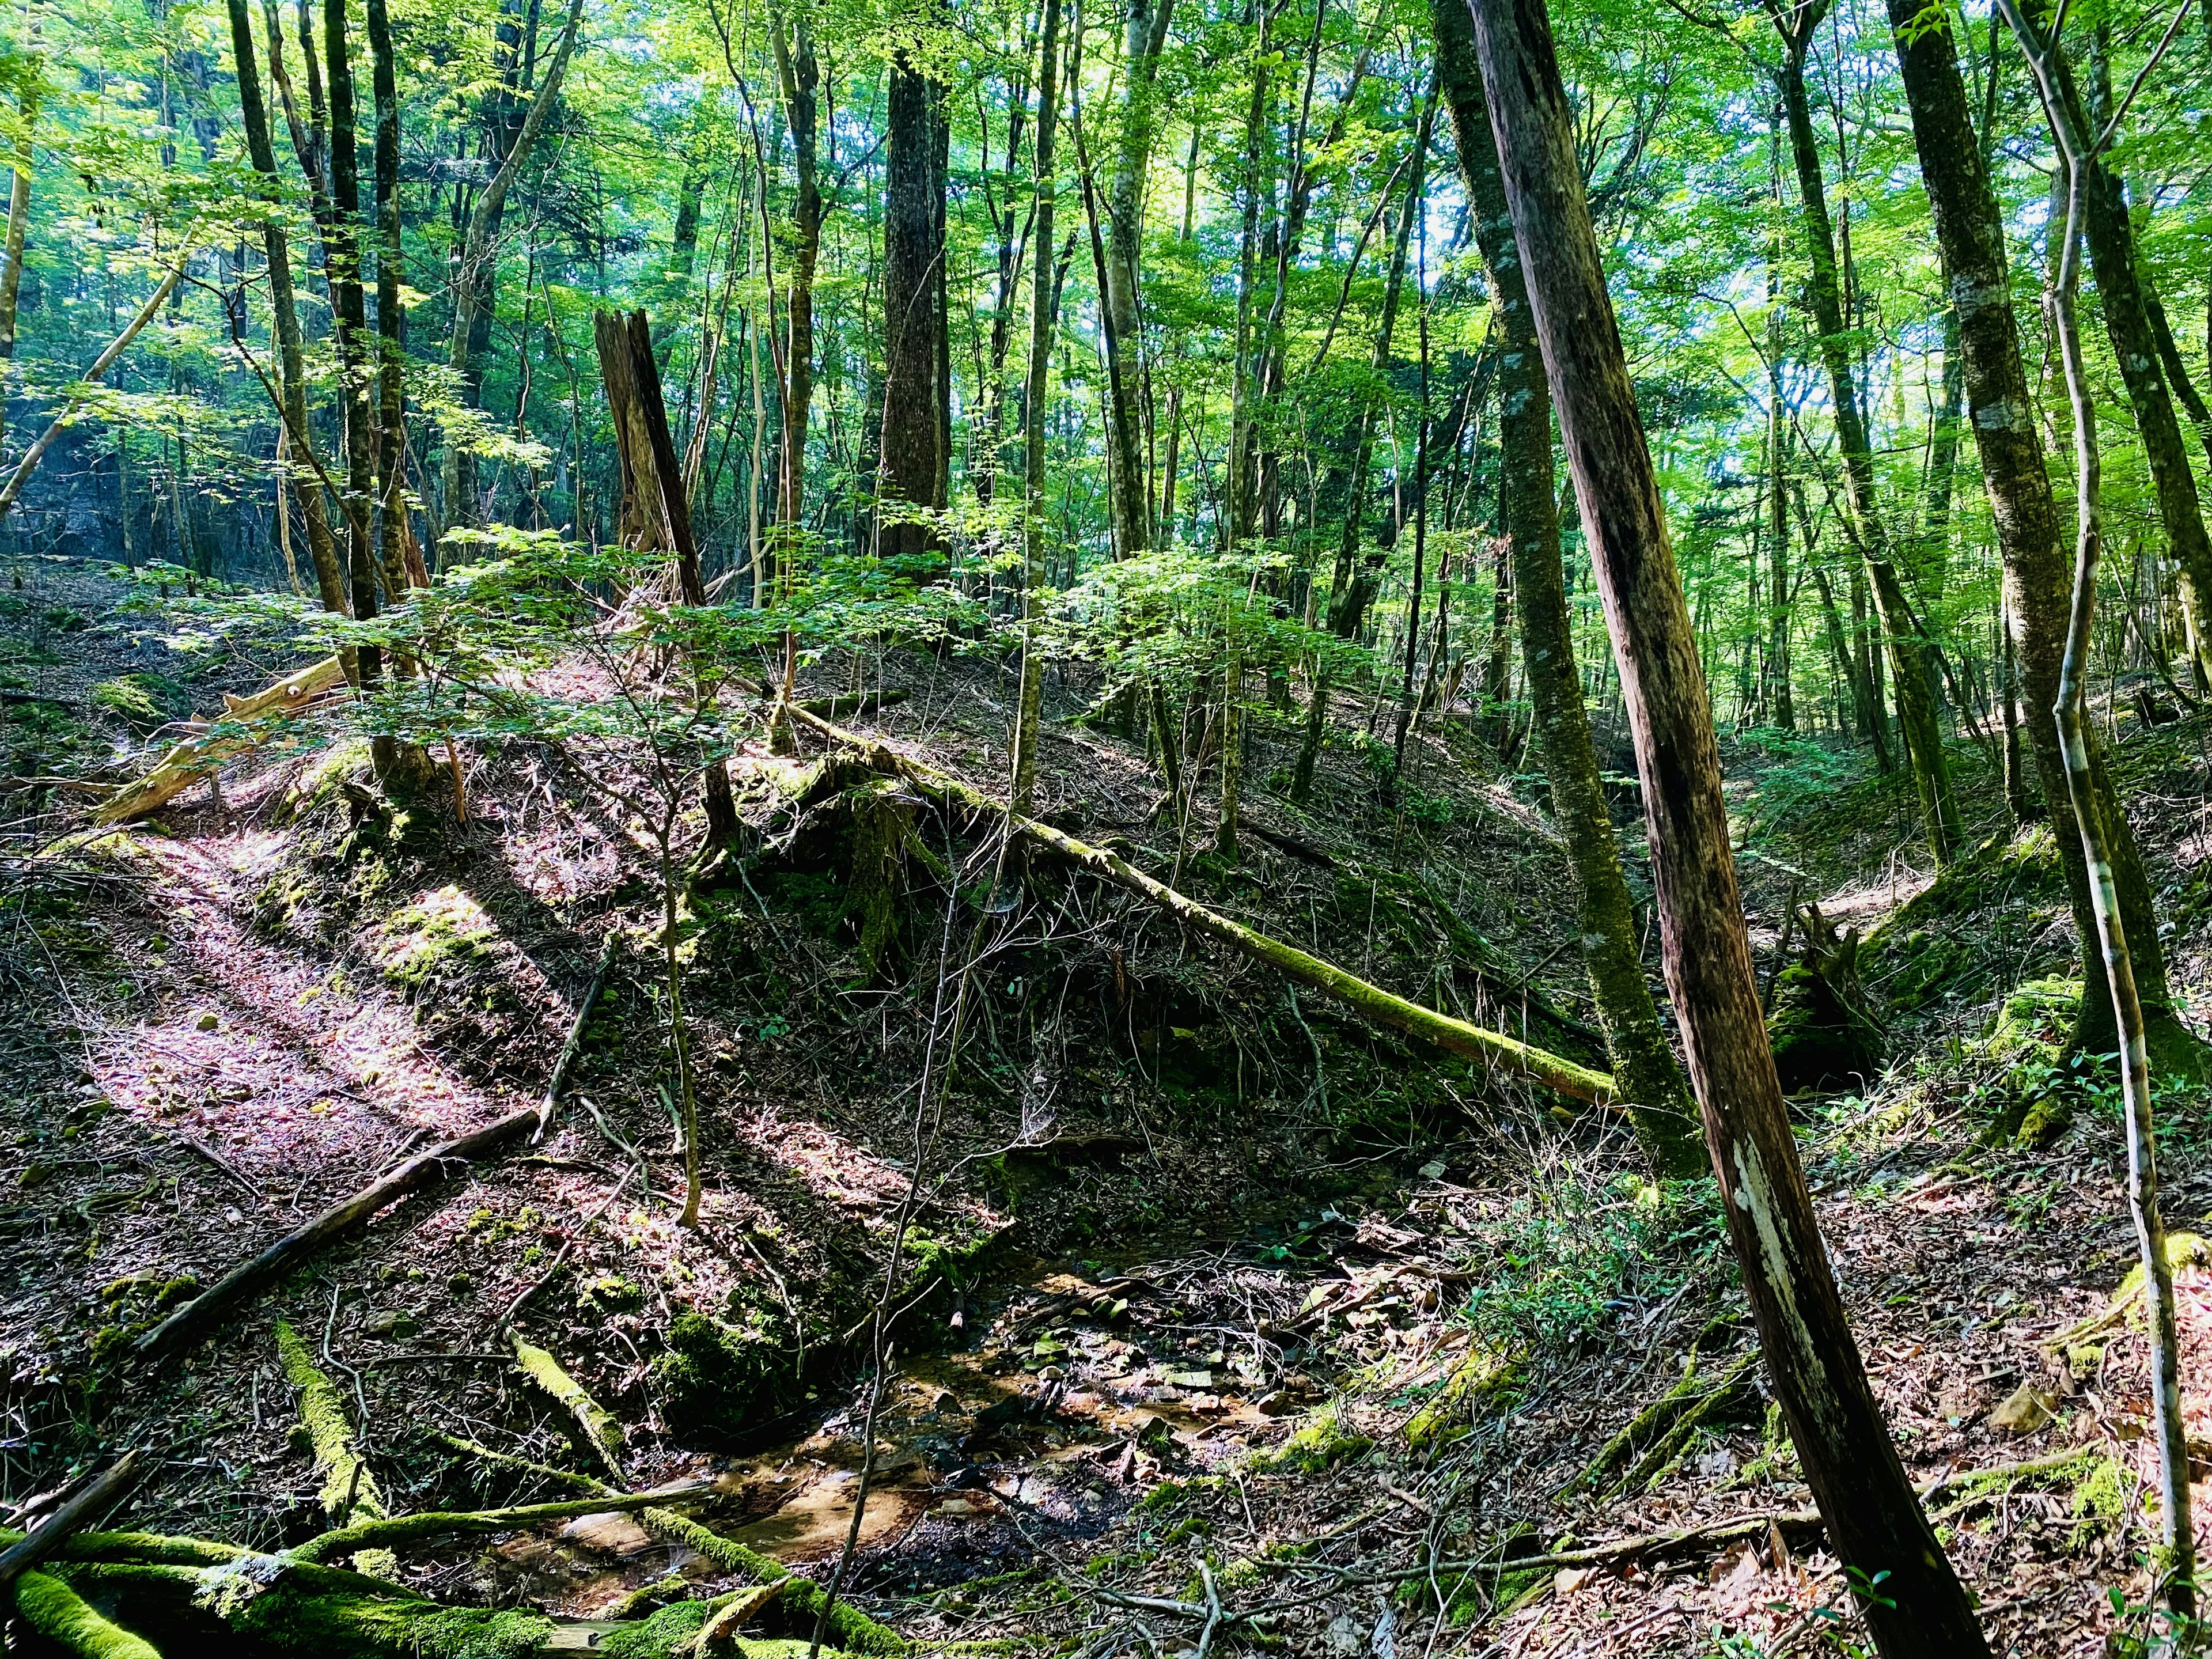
xmin=1012 ymin=0 xmax=1062 ymax=820
xmin=365 ymin=0 xmax=415 ymax=599
xmin=1289 ymin=109 xmax=1426 ymax=804
xmin=1098 ymin=0 xmax=1175 ymax=559
xmin=226 ymin=0 xmax=350 ymax=623
xmin=440 ymin=0 xmax=584 ymax=530
xmin=1999 ymin=0 xmax=2195 ymax=1609
xmin=1433 ymin=0 xmax=1700 ymax=1174
xmin=772 ymin=3 xmax=821 ymax=533
xmin=2046 ymin=43 xmax=2212 ymax=686
xmin=1885 ymin=0 xmax=2196 ymax=1070
xmin=0 ymin=45 xmax=39 ymax=369
xmin=1465 ymin=0 xmax=1989 ymax=1645
xmin=322 ymin=0 xmax=384 ymax=722
xmin=1774 ymin=28 xmax=1960 ymax=864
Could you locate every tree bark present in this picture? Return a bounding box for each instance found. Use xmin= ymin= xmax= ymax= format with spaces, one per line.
xmin=2047 ymin=46 xmax=2212 ymax=685
xmin=1884 ymin=0 xmax=2194 ymax=1070
xmin=1012 ymin=0 xmax=1063 ymax=820
xmin=365 ymin=0 xmax=418 ymax=597
xmin=0 ymin=46 xmax=39 ymax=369
xmin=771 ymin=2 xmax=821 ymax=531
xmin=1098 ymin=0 xmax=1175 ymax=558
xmin=1463 ymin=0 xmax=1989 ymax=1646
xmin=440 ymin=0 xmax=584 ymax=530
xmin=878 ymin=39 xmax=949 ymax=565
xmin=594 ymin=309 xmax=742 ymax=849
xmin=224 ymin=0 xmax=350 ymax=620
xmin=1432 ymin=0 xmax=1700 ymax=1175
xmin=1997 ymin=0 xmax=2196 ymax=1607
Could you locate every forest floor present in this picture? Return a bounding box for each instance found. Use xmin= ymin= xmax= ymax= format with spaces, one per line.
xmin=6 ymin=550 xmax=2212 ymax=1657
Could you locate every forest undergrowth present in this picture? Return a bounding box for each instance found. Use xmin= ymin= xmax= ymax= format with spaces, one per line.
xmin=6 ymin=554 xmax=2212 ymax=1657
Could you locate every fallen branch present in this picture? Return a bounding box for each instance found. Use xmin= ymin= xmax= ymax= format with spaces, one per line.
xmin=784 ymin=707 xmax=1615 ymax=1104
xmin=0 ymin=1451 xmax=146 ymax=1593
xmin=93 ymin=655 xmax=349 ymax=824
xmin=133 ymin=942 xmax=620 ymax=1362
xmin=422 ymin=1428 xmax=908 ymax=1653
xmin=539 ymin=927 xmax=620 ymax=1134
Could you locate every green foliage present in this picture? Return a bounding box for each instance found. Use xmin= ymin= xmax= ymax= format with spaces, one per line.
xmin=1457 ymin=1173 xmax=1724 ymax=1352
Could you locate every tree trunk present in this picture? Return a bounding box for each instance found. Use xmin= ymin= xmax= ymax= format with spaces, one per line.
xmin=594 ymin=309 xmax=742 ymax=850
xmin=1774 ymin=33 xmax=1960 ymax=865
xmin=2047 ymin=46 xmax=2212 ymax=685
xmin=225 ymin=0 xmax=350 ymax=623
xmin=1432 ymin=0 xmax=1699 ymax=1175
xmin=1464 ymin=0 xmax=1989 ymax=1646
xmin=365 ymin=0 xmax=416 ymax=599
xmin=1884 ymin=0 xmax=2197 ymax=1071
xmin=440 ymin=0 xmax=584 ymax=530
xmin=0 ymin=47 xmax=38 ymax=368
xmin=1998 ymin=0 xmax=2195 ymax=1607
xmin=879 ymin=40 xmax=949 ymax=565
xmin=1098 ymin=0 xmax=1175 ymax=558
xmin=1011 ymin=0 xmax=1063 ymax=819
xmin=772 ymin=2 xmax=821 ymax=530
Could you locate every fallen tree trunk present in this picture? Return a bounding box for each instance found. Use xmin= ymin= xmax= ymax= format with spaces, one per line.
xmin=94 ymin=655 xmax=349 ymax=824
xmin=133 ymin=946 xmax=618 ymax=1362
xmin=782 ymin=704 xmax=1617 ymax=1105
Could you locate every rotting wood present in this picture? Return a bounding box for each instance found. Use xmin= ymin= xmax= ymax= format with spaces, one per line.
xmin=782 ymin=704 xmax=1617 ymax=1105
xmin=132 ymin=945 xmax=618 ymax=1362
xmin=93 ymin=655 xmax=349 ymax=824
xmin=0 ymin=1451 xmax=144 ymax=1593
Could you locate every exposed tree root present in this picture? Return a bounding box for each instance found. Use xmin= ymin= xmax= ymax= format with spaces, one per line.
xmin=0 ymin=1449 xmax=145 ymax=1592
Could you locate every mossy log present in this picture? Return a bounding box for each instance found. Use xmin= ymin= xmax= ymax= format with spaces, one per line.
xmin=510 ymin=1334 xmax=627 ymax=1479
xmin=276 ymin=1322 xmax=386 ymax=1527
xmin=422 ymin=1431 xmax=908 ymax=1654
xmin=13 ymin=1567 xmax=163 ymax=1659
xmin=289 ymin=1484 xmax=713 ymax=1565
xmin=781 ymin=706 xmax=1617 ymax=1105
xmin=94 ymin=655 xmax=349 ymax=824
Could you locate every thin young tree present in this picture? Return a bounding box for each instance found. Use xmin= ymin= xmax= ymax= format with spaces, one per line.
xmin=1994 ymin=0 xmax=2198 ymax=1613
xmin=1460 ymin=0 xmax=1990 ymax=1644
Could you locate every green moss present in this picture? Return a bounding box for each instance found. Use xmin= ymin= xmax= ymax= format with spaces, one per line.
xmin=1403 ymin=1346 xmax=1518 ymax=1448
xmin=12 ymin=1567 xmax=163 ymax=1659
xmin=577 ymin=1274 xmax=645 ymax=1315
xmin=1249 ymin=1402 xmax=1372 ymax=1474
xmin=276 ymin=1319 xmax=387 ymax=1525
xmin=1766 ymin=963 xmax=1882 ymax=1093
xmin=374 ymin=885 xmax=503 ymax=997
xmin=648 ymin=1310 xmax=786 ymax=1446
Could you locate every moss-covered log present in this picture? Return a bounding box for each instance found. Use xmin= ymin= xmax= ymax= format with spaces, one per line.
xmin=782 ymin=706 xmax=1617 ymax=1105
xmin=510 ymin=1334 xmax=626 ymax=1478
xmin=12 ymin=1567 xmax=163 ymax=1659
xmin=290 ymin=1484 xmax=713 ymax=1565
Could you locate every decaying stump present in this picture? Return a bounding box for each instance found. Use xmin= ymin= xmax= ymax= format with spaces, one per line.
xmin=1766 ymin=901 xmax=1884 ymax=1093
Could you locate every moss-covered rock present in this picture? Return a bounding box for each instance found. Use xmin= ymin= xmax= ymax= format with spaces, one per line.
xmin=648 ymin=1309 xmax=787 ymax=1446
